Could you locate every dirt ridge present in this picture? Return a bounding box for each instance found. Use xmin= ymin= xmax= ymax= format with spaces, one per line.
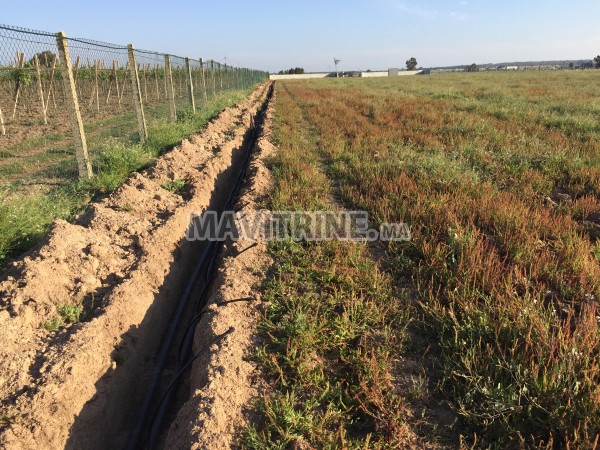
xmin=0 ymin=83 xmax=270 ymax=449
xmin=164 ymin=85 xmax=278 ymax=450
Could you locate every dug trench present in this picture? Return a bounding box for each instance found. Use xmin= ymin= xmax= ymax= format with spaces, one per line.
xmin=0 ymin=82 xmax=273 ymax=449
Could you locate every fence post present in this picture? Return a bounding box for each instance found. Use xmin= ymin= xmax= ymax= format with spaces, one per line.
xmin=210 ymin=60 xmax=216 ymax=97
xmin=33 ymin=56 xmax=48 ymax=125
xmin=164 ymin=54 xmax=177 ymax=122
xmin=185 ymin=57 xmax=196 ymax=112
xmin=218 ymin=62 xmax=223 ymax=90
xmin=199 ymin=58 xmax=208 ymax=102
xmin=127 ymin=44 xmax=148 ymax=142
xmin=55 ymin=31 xmax=92 ymax=179
xmin=0 ymin=107 xmax=5 ymax=136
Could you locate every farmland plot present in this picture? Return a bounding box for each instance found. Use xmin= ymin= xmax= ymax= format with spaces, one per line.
xmin=247 ymin=73 xmax=600 ymax=448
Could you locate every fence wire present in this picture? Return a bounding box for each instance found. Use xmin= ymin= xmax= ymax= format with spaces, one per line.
xmin=0 ymin=23 xmax=267 ymax=191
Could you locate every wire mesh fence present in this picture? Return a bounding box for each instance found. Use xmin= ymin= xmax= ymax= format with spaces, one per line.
xmin=0 ymin=23 xmax=268 ymax=191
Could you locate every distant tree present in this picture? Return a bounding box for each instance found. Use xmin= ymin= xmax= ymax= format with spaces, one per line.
xmin=29 ymin=50 xmax=57 ymax=67
xmin=277 ymin=67 xmax=305 ymax=75
xmin=594 ymin=55 xmax=600 ymax=69
xmin=568 ymin=62 xmax=574 ymax=69
xmin=406 ymin=57 xmax=418 ymax=71
xmin=466 ymin=63 xmax=479 ymax=72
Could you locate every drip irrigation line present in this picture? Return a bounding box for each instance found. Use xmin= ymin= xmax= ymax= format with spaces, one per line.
xmin=236 ymin=242 xmax=259 ymax=256
xmin=127 ymin=84 xmax=274 ymax=450
xmin=125 ymin=220 xmax=222 ymax=450
xmin=217 ymin=297 xmax=255 ymax=307
xmin=234 ymin=201 xmax=249 ymax=212
xmin=147 ymin=327 xmax=235 ymax=448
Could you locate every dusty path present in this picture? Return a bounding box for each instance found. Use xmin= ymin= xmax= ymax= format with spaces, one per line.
xmin=0 ymin=82 xmax=271 ymax=449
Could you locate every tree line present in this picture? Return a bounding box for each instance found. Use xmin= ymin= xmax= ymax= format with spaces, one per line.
xmin=278 ymin=67 xmax=305 ymax=75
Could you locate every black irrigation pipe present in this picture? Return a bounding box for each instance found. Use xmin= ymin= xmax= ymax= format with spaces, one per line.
xmin=126 ymin=84 xmax=273 ymax=450
xmin=147 ymin=327 xmax=235 ymax=446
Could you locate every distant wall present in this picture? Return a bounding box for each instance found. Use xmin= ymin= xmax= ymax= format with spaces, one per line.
xmin=360 ymin=71 xmax=389 ymax=78
xmin=390 ymin=70 xmax=424 ymax=77
xmin=270 ymin=72 xmax=333 ymax=80
xmin=362 ymin=70 xmax=424 ymax=77
xmin=270 ymin=70 xmax=424 ymax=80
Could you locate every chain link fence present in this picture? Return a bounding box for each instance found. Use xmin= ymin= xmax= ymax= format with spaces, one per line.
xmin=0 ymin=24 xmax=267 ymax=191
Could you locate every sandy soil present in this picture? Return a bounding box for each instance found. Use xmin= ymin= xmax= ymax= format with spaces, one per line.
xmin=164 ymin=86 xmax=277 ymax=450
xmin=0 ymin=82 xmax=271 ymax=449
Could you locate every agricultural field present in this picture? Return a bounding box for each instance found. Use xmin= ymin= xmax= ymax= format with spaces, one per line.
xmin=246 ymin=72 xmax=600 ymax=448
xmin=0 ymin=55 xmax=236 ymax=186
xmin=1 ymin=66 xmax=599 ymax=449
xmin=0 ymin=34 xmax=264 ymax=267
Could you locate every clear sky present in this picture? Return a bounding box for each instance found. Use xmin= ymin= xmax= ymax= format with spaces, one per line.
xmin=2 ymin=0 xmax=600 ymax=72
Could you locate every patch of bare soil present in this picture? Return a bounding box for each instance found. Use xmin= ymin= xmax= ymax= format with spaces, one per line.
xmin=0 ymin=82 xmax=271 ymax=449
xmin=164 ymin=86 xmax=278 ymax=450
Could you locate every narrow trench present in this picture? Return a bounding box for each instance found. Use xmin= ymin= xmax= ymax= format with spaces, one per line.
xmin=124 ymin=85 xmax=274 ymax=450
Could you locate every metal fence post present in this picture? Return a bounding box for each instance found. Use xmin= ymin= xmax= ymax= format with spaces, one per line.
xmin=199 ymin=58 xmax=208 ymax=102
xmin=55 ymin=31 xmax=92 ymax=179
xmin=127 ymin=45 xmax=148 ymax=142
xmin=164 ymin=54 xmax=177 ymax=122
xmin=185 ymin=57 xmax=196 ymax=112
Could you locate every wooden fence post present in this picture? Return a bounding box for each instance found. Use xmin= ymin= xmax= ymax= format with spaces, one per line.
xmin=93 ymin=60 xmax=100 ymax=112
xmin=185 ymin=57 xmax=196 ymax=112
xmin=210 ymin=60 xmax=216 ymax=97
xmin=218 ymin=62 xmax=223 ymax=90
xmin=154 ymin=65 xmax=160 ymax=100
xmin=11 ymin=52 xmax=24 ymax=120
xmin=118 ymin=61 xmax=129 ymax=107
xmin=199 ymin=58 xmax=208 ymax=102
xmin=45 ymin=59 xmax=57 ymax=112
xmin=143 ymin=64 xmax=149 ymax=102
xmin=127 ymin=44 xmax=148 ymax=142
xmin=164 ymin=54 xmax=177 ymax=122
xmin=0 ymin=107 xmax=5 ymax=136
xmin=33 ymin=56 xmax=48 ymax=125
xmin=55 ymin=31 xmax=92 ymax=179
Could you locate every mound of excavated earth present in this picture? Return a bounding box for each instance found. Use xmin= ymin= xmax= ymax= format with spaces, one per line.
xmin=0 ymin=83 xmax=274 ymax=450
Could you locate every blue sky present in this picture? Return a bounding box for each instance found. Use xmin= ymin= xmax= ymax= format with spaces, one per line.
xmin=3 ymin=0 xmax=600 ymax=72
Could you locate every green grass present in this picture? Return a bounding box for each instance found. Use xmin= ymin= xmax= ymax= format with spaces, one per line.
xmin=246 ymin=239 xmax=416 ymax=449
xmin=0 ymin=88 xmax=255 ymax=267
xmin=43 ymin=303 xmax=84 ymax=331
xmin=245 ymin=82 xmax=445 ymax=449
xmin=248 ymin=73 xmax=600 ymax=448
xmin=161 ymin=179 xmax=188 ymax=195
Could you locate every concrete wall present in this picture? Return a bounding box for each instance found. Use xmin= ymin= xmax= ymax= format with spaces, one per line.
xmin=360 ymin=71 xmax=389 ymax=78
xmin=270 ymin=70 xmax=424 ymax=80
xmin=392 ymin=70 xmax=424 ymax=76
xmin=270 ymin=72 xmax=332 ymax=80
xmin=362 ymin=70 xmax=424 ymax=77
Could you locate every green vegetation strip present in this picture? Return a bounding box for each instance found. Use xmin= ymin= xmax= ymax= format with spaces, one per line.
xmin=0 ymin=89 xmax=253 ymax=266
